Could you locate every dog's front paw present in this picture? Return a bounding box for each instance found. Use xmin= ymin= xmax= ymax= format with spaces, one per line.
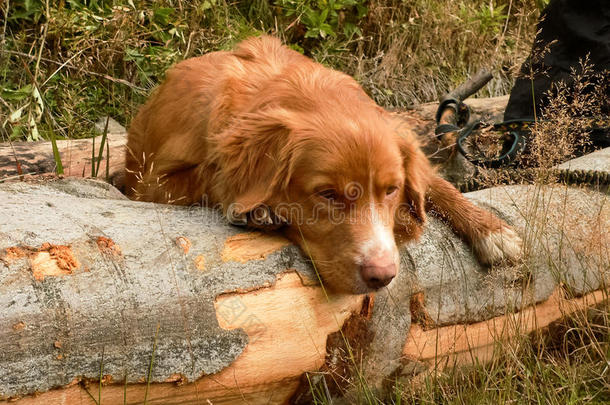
xmin=473 ymin=226 xmax=522 ymax=266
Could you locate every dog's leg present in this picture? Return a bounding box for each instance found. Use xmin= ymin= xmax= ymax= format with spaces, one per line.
xmin=126 ymin=160 xmax=208 ymax=206
xmin=426 ymin=175 xmax=522 ymax=265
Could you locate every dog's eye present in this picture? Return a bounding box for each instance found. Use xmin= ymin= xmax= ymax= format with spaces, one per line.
xmin=386 ymin=186 xmax=399 ymax=196
xmin=317 ymin=189 xmax=338 ymax=201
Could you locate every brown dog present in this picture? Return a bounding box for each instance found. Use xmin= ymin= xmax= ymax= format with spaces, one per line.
xmin=125 ymin=36 xmax=521 ymax=294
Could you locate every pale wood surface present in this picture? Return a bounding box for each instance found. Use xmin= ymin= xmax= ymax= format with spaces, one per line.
xmin=7 ymin=272 xmax=364 ymax=405
xmin=6 ymin=284 xmax=606 ymax=405
xmin=404 ymin=288 xmax=609 ymax=368
xmin=1 ymin=181 xmax=608 ymax=404
xmin=0 ymin=133 xmax=126 ymax=182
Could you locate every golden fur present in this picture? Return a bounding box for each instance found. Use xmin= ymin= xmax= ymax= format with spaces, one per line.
xmin=125 ymin=36 xmax=521 ymax=294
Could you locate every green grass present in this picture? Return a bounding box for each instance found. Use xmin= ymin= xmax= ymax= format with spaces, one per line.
xmin=302 ymin=299 xmax=610 ymax=404
xmin=1 ymin=0 xmax=541 ymax=144
xmin=398 ymin=305 xmax=610 ymax=405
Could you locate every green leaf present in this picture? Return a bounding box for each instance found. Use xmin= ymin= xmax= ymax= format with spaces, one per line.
xmin=24 ymin=0 xmax=43 ymax=14
xmin=153 ymin=7 xmax=174 ymax=26
xmin=8 ymin=105 xmax=26 ymax=123
xmin=2 ymin=85 xmax=33 ymax=101
xmin=319 ymin=8 xmax=329 ymax=22
xmin=356 ymin=4 xmax=367 ymax=18
xmin=27 ymin=115 xmax=40 ymax=141
xmin=32 ymin=86 xmax=44 ymax=118
xmin=124 ymin=48 xmax=144 ymax=62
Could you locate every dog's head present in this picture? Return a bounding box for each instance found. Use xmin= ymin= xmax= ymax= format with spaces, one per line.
xmin=217 ymin=83 xmax=428 ymax=294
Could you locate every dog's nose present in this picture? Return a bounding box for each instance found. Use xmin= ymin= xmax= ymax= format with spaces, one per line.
xmin=360 ymin=257 xmax=397 ymax=290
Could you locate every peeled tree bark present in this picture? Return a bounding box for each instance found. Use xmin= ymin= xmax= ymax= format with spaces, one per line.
xmin=0 ymin=175 xmax=608 ymax=404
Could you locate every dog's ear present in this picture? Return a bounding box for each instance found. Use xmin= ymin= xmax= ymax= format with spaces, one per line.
xmin=403 ymin=153 xmax=428 ymax=225
xmin=216 ymin=108 xmax=296 ymax=226
xmin=374 ymin=108 xmax=428 ymax=225
xmin=396 ymin=131 xmax=430 ymax=226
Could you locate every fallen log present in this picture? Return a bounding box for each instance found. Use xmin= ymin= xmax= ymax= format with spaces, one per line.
xmin=404 ymin=288 xmax=608 ymax=369
xmin=0 ymin=176 xmax=608 ymax=404
xmin=0 ymin=124 xmax=126 ymax=183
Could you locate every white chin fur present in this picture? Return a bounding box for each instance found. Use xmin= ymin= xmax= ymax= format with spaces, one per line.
xmin=474 ymin=226 xmax=522 ymax=265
